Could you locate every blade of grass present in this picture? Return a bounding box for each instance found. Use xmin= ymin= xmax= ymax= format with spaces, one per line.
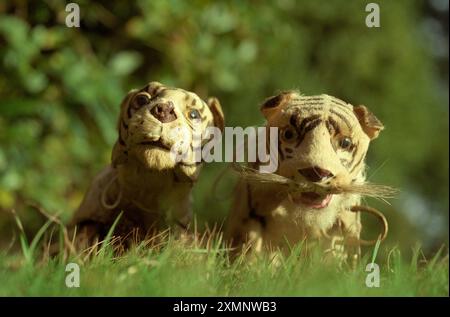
xmin=28 ymin=219 xmax=53 ymax=257
xmin=410 ymin=243 xmax=422 ymax=272
xmin=427 ymin=244 xmax=446 ymax=271
xmin=58 ymin=223 xmax=65 ymax=264
xmin=370 ymin=238 xmax=382 ymax=265
xmin=12 ymin=209 xmax=53 ymax=264
xmin=98 ymin=211 xmax=123 ymax=257
xmin=11 ymin=210 xmax=31 ymax=262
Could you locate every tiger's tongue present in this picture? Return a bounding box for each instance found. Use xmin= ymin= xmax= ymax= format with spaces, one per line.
xmin=292 ymin=192 xmax=332 ymax=209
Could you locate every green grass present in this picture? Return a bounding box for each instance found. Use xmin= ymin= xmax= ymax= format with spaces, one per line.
xmin=0 ymin=220 xmax=448 ymax=297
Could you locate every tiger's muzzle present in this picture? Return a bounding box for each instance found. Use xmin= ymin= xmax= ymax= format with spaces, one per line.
xmin=150 ymin=101 xmax=177 ymax=123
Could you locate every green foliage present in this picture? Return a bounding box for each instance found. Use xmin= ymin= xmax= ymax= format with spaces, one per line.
xmin=0 ymin=0 xmax=448 ymax=255
xmin=11 ymin=210 xmax=52 ymax=266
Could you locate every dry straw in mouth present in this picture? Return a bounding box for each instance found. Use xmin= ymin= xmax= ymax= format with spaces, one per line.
xmin=232 ymin=163 xmax=398 ymax=201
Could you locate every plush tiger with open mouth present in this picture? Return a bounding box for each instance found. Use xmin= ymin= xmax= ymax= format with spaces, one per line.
xmin=225 ymin=91 xmax=393 ymax=263
xmin=70 ymin=81 xmax=224 ymax=248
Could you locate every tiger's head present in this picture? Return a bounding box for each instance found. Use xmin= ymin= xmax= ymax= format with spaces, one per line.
xmin=261 ymin=91 xmax=384 ymax=211
xmin=112 ymin=82 xmax=224 ymax=180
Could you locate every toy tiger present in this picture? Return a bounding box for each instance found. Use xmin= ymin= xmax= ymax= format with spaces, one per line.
xmin=70 ymin=81 xmax=224 ymax=248
xmin=225 ymin=91 xmax=391 ymax=264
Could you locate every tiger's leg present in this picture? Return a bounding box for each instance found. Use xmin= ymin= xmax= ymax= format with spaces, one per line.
xmin=322 ymin=220 xmax=348 ymax=266
xmin=225 ymin=181 xmax=266 ymax=260
xmin=169 ymin=192 xmax=194 ymax=245
xmin=337 ymin=209 xmax=362 ymax=268
xmin=69 ymin=166 xmax=120 ymax=251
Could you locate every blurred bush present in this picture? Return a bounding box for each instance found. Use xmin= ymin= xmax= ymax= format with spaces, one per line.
xmin=0 ymin=0 xmax=448 ymax=254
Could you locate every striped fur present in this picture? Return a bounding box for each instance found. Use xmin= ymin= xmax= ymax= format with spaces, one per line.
xmin=225 ymin=91 xmax=383 ymax=263
xmin=70 ymin=82 xmax=224 ymax=248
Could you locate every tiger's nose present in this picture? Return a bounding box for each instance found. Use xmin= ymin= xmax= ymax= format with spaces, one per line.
xmin=150 ymin=102 xmax=177 ymax=123
xmin=298 ymin=166 xmax=333 ymax=182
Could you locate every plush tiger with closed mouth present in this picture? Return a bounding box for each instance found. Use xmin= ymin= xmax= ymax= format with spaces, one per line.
xmin=225 ymin=91 xmax=390 ymax=263
xmin=70 ymin=81 xmax=224 ymax=248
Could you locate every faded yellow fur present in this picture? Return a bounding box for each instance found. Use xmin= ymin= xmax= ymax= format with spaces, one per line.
xmin=225 ymin=91 xmax=384 ymax=263
xmin=70 ymin=82 xmax=224 ymax=248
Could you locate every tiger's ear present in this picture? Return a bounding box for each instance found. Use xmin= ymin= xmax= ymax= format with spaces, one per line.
xmin=207 ymin=97 xmax=225 ymax=132
xmin=353 ymin=105 xmax=384 ymax=140
xmin=111 ymin=90 xmax=136 ymax=168
xmin=260 ymin=91 xmax=294 ymax=120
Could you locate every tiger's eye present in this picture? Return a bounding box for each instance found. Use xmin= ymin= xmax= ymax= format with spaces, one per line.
xmin=189 ymin=109 xmax=200 ymax=120
xmin=282 ymin=127 xmax=297 ymax=142
xmin=339 ymin=137 xmax=353 ymax=150
xmin=135 ymin=94 xmax=150 ymax=107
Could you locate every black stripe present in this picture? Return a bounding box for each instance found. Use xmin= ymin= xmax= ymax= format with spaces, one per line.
xmin=330 ymin=109 xmax=352 ymax=130
xmin=296 ymin=106 xmax=326 ymax=112
xmin=305 ymin=118 xmax=322 ymax=132
xmin=295 ymin=102 xmax=324 ymax=106
xmin=328 ymin=117 xmax=340 ymax=135
xmin=296 ymin=118 xmax=323 ymax=146
xmin=331 ymin=102 xmax=355 ymax=117
xmin=144 ymin=83 xmax=164 ymax=95
xmin=350 ymin=153 xmax=365 ymax=173
xmin=326 ymin=120 xmax=333 ymax=135
xmin=126 ymin=104 xmax=133 ymax=118
xmin=143 ymin=83 xmax=152 ymax=93
xmin=289 ymin=114 xmax=298 ymax=127
xmin=296 ymin=114 xmax=321 ymax=130
xmin=347 ymin=141 xmax=359 ymax=167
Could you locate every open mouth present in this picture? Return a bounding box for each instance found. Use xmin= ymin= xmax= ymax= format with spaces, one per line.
xmin=139 ymin=139 xmax=170 ymax=150
xmin=180 ymin=162 xmax=202 ymax=167
xmin=291 ymin=192 xmax=333 ymax=209
xmin=139 ymin=140 xmax=202 ymax=167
